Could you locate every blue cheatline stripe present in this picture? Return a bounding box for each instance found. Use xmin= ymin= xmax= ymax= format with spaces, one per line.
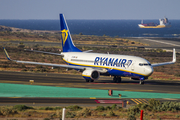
xmin=0 ymin=83 xmax=180 ymax=98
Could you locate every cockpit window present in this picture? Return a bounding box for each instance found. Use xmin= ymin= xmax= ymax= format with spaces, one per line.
xmin=139 ymin=63 xmax=143 ymax=66
xmin=139 ymin=63 xmax=151 ymax=66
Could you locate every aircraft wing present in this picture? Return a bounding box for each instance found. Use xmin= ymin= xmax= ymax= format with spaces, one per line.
xmin=151 ymin=48 xmax=176 ymax=67
xmin=14 ymin=60 xmax=85 ymax=70
xmin=3 ymin=47 xmax=107 ymax=73
xmin=4 ymin=47 xmax=83 ymax=70
xmin=24 ymin=49 xmax=63 ymax=56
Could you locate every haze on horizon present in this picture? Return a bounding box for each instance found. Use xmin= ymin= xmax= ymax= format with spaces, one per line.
xmin=0 ymin=0 xmax=180 ymax=20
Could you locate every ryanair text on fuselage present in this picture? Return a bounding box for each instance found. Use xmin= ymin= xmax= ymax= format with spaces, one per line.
xmin=94 ymin=57 xmax=132 ymax=67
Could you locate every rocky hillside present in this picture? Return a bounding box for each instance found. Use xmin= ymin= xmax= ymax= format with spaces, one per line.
xmin=0 ymin=25 xmax=59 ymax=34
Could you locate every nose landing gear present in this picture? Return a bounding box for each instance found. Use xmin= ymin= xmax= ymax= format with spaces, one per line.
xmin=139 ymin=80 xmax=144 ymax=85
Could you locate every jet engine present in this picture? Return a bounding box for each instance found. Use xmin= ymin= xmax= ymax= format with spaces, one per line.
xmin=82 ymin=69 xmax=100 ymax=80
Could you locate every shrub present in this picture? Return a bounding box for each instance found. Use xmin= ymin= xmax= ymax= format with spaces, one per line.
xmin=82 ymin=108 xmax=91 ymax=116
xmin=95 ymin=106 xmax=105 ymax=111
xmin=44 ymin=107 xmax=54 ymax=110
xmin=127 ymin=114 xmax=136 ymax=120
xmin=39 ymin=107 xmax=54 ymax=110
xmin=13 ymin=105 xmax=33 ymax=111
xmin=137 ymin=103 xmax=148 ymax=110
xmin=44 ymin=118 xmax=50 ymax=120
xmin=105 ymin=106 xmax=111 ymax=110
xmin=65 ymin=111 xmax=76 ymax=118
xmin=109 ymin=110 xmax=115 ymax=116
xmin=148 ymin=99 xmax=161 ymax=111
xmin=111 ymin=104 xmax=117 ymax=110
xmin=0 ymin=107 xmax=18 ymax=116
xmin=54 ymin=107 xmax=62 ymax=110
xmin=66 ymin=105 xmax=82 ymax=111
xmin=128 ymin=106 xmax=140 ymax=115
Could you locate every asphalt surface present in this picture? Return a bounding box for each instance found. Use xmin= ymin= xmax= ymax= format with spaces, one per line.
xmin=0 ymin=71 xmax=180 ymax=93
xmin=0 ymin=71 xmax=180 ymax=106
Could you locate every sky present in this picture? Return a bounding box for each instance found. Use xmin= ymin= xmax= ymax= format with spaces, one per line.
xmin=0 ymin=0 xmax=180 ymax=20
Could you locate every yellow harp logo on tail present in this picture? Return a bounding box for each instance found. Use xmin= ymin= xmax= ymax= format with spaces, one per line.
xmin=61 ymin=29 xmax=68 ymax=46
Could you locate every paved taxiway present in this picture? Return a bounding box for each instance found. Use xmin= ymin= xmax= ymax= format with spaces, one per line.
xmin=0 ymin=71 xmax=180 ymax=106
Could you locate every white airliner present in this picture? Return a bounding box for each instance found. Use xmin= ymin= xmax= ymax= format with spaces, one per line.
xmin=3 ymin=14 xmax=176 ymax=84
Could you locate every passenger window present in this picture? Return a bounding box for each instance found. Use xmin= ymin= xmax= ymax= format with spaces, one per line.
xmin=139 ymin=63 xmax=151 ymax=66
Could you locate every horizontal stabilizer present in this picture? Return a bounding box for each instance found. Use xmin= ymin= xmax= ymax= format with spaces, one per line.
xmin=83 ymin=50 xmax=93 ymax=53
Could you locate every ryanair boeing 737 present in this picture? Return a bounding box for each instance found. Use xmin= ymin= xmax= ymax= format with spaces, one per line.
xmin=3 ymin=14 xmax=176 ymax=84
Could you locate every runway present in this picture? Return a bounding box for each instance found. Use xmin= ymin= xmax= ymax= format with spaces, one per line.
xmin=128 ymin=37 xmax=180 ymax=52
xmin=0 ymin=71 xmax=180 ymax=106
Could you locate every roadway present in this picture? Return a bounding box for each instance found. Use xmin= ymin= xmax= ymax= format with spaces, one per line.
xmin=0 ymin=71 xmax=179 ymax=106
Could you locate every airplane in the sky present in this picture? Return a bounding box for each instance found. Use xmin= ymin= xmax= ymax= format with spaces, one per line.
xmin=3 ymin=14 xmax=176 ymax=84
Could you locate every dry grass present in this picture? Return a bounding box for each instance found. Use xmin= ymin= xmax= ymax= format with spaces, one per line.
xmin=0 ymin=101 xmax=180 ymax=119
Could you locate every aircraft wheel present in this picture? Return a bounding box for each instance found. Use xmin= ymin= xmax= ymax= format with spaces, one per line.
xmin=117 ymin=77 xmax=121 ymax=83
xmin=113 ymin=76 xmax=117 ymax=83
xmin=90 ymin=79 xmax=94 ymax=82
xmin=86 ymin=79 xmax=90 ymax=82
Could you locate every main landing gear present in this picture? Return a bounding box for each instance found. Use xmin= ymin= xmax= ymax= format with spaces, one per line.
xmin=85 ymin=79 xmax=94 ymax=82
xmin=113 ymin=76 xmax=121 ymax=83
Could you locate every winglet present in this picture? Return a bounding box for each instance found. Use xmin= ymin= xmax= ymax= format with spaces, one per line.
xmin=172 ymin=48 xmax=176 ymax=63
xmin=3 ymin=47 xmax=11 ymax=60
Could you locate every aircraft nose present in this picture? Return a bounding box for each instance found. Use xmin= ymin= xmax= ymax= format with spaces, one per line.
xmin=145 ymin=67 xmax=154 ymax=76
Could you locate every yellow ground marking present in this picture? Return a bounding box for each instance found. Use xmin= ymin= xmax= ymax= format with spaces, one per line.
xmin=131 ymin=99 xmax=149 ymax=104
xmin=90 ymin=97 xmax=96 ymax=99
xmin=141 ymin=99 xmax=148 ymax=103
xmin=135 ymin=99 xmax=142 ymax=104
xmin=131 ymin=99 xmax=139 ymax=104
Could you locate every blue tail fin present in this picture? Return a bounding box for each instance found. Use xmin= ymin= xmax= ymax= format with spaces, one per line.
xmin=60 ymin=14 xmax=81 ymax=52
